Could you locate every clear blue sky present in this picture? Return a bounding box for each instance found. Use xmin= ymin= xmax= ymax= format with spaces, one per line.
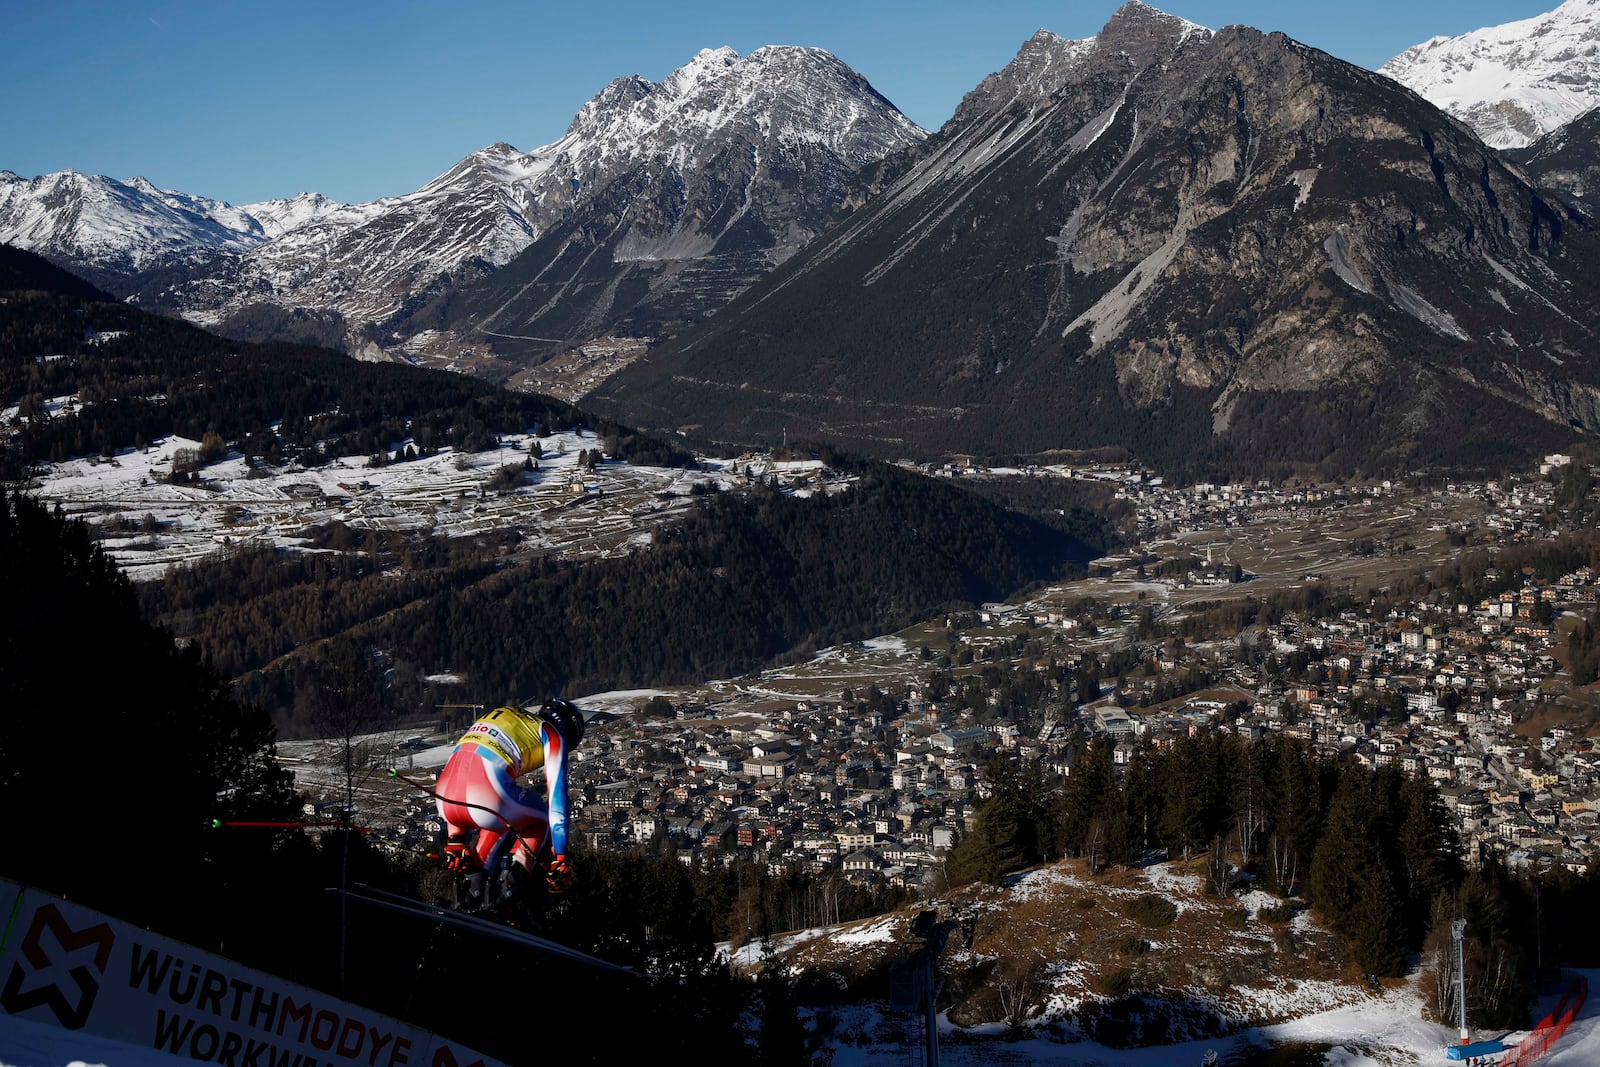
xmin=2 ymin=0 xmax=1559 ymax=206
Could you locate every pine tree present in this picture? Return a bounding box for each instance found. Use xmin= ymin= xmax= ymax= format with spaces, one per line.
xmin=1308 ymin=767 xmax=1369 ymax=939
xmin=1055 ymin=738 xmax=1115 ymax=860
xmin=1395 ymin=773 xmax=1463 ymax=941
xmin=1350 ymin=863 xmax=1407 ymax=976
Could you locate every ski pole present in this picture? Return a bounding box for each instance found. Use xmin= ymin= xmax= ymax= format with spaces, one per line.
xmin=211 ymin=818 xmax=370 ymax=832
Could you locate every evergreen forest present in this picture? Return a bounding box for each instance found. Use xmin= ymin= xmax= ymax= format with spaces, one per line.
xmin=137 ymin=459 xmax=1102 ymax=733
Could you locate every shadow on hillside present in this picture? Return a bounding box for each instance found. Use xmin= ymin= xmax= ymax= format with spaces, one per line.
xmin=1222 ymin=1040 xmax=1333 ymax=1065
xmin=1074 ymin=991 xmax=1241 ymax=1047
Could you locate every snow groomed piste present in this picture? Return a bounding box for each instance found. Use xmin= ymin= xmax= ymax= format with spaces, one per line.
xmin=1490 ymin=973 xmax=1590 ymax=1065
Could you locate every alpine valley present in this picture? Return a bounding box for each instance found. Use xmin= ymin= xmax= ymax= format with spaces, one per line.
xmin=7 ymin=0 xmax=1600 ymax=481
xmin=17 ymin=5 xmax=1600 ymax=1064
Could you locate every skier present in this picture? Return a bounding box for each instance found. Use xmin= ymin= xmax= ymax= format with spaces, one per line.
xmin=435 ymin=700 xmax=584 ymax=904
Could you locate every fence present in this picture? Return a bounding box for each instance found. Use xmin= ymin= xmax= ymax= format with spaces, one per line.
xmin=1499 ymin=972 xmax=1589 ymax=1066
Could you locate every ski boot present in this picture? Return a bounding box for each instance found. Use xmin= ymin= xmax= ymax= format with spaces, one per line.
xmin=454 ymin=866 xmax=489 ymax=911
xmin=444 ymin=836 xmax=489 ymax=911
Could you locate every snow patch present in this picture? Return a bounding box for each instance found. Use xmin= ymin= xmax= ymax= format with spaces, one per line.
xmin=1388 ymin=281 xmax=1471 ymax=341
xmin=1287 ymin=168 xmax=1318 ymax=211
xmin=1323 ymin=228 xmax=1373 ymax=296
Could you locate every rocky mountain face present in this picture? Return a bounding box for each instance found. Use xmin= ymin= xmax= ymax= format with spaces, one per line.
xmin=386 ymin=46 xmax=928 ymax=372
xmin=1507 ymin=105 xmax=1600 ymax=208
xmin=1380 ymin=0 xmax=1600 ymax=150
xmin=591 ymin=2 xmax=1600 ymax=478
xmin=950 ymin=5 xmax=1209 ymax=128
xmin=143 ymin=141 xmax=554 ymax=346
xmin=91 ymin=46 xmax=923 ymax=363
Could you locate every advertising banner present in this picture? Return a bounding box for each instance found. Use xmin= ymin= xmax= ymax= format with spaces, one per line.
xmin=0 ymin=880 xmax=505 ymax=1067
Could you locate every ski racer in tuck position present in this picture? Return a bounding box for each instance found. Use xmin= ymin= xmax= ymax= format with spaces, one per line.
xmin=435 ymin=700 xmax=584 ymax=905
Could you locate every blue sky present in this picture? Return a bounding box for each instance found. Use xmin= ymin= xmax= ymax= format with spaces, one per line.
xmin=2 ymin=0 xmax=1560 ymax=206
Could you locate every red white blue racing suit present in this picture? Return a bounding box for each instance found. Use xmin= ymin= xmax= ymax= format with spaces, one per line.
xmin=435 ymin=706 xmax=569 ymax=882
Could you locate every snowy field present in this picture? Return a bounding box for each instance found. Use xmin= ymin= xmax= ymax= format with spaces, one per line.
xmin=7 ymin=969 xmax=1571 ymax=1067
xmin=21 ymin=428 xmax=838 ymax=581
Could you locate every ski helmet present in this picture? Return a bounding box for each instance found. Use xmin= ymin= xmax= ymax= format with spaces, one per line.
xmin=539 ymin=698 xmax=585 ymax=748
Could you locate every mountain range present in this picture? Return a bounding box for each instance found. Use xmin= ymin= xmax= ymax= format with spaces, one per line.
xmin=7 ymin=0 xmax=1600 ymax=478
xmin=0 ymin=169 xmax=339 ymax=282
xmin=3 ymin=45 xmax=925 ymax=364
xmin=591 ymin=2 xmax=1600 ymax=476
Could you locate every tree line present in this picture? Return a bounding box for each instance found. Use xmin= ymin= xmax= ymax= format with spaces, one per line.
xmin=947 ymin=727 xmax=1600 ymax=1027
xmin=188 ymin=461 xmax=1097 ymax=734
xmin=947 ymin=732 xmax=1538 ymax=1020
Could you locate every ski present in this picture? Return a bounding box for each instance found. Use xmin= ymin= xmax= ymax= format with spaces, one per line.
xmin=342 ymin=883 xmax=638 ymax=977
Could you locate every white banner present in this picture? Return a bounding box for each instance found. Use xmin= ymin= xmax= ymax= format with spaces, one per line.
xmin=0 ymin=880 xmax=505 ymax=1067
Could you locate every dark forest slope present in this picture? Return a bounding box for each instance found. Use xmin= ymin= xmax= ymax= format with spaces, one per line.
xmin=190 ymin=459 xmax=1105 ymax=731
xmin=0 ymin=244 xmax=690 ymax=475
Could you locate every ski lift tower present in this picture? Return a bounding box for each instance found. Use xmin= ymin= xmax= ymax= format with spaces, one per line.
xmin=1453 ymin=918 xmax=1469 ymax=1045
xmin=889 ymin=910 xmax=951 ymax=1067
xmin=1443 ymin=917 xmax=1506 ymax=1062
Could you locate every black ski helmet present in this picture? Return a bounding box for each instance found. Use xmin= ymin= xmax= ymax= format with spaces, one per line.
xmin=539 ymin=698 xmax=585 ymax=748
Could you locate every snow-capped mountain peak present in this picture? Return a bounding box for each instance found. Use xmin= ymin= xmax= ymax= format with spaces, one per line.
xmin=1381 ymin=0 xmax=1600 ymax=148
xmin=663 ymin=45 xmax=741 ymax=97
xmin=237 ymin=192 xmax=346 ymax=239
xmin=549 ymin=45 xmax=926 ymax=174
xmin=0 ymin=170 xmax=267 ymax=275
xmin=417 ymin=141 xmax=549 ymax=198
xmin=103 ymin=41 xmax=927 ymax=350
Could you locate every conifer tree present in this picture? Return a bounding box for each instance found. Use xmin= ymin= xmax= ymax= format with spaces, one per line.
xmin=1054 ymin=739 xmax=1115 ymax=861
xmin=1308 ymin=767 xmax=1369 ymax=939
xmin=0 ymin=487 xmax=294 ymax=942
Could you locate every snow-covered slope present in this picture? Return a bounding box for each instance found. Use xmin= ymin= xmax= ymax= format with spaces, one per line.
xmin=1380 ymin=0 xmax=1600 ymax=149
xmin=0 ymin=170 xmax=276 ymax=275
xmin=168 ymin=140 xmax=550 ymax=332
xmin=158 ymin=45 xmax=925 ymax=346
xmin=236 ymin=191 xmax=345 ymax=239
xmin=0 ymin=170 xmax=349 ymax=291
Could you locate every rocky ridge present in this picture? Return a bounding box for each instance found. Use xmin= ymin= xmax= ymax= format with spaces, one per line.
xmin=591 ymin=3 xmax=1600 ymax=476
xmin=1508 ymin=104 xmax=1600 ymax=208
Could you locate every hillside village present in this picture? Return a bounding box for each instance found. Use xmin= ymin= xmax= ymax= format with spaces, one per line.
xmin=322 ymin=456 xmax=1600 ymax=894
